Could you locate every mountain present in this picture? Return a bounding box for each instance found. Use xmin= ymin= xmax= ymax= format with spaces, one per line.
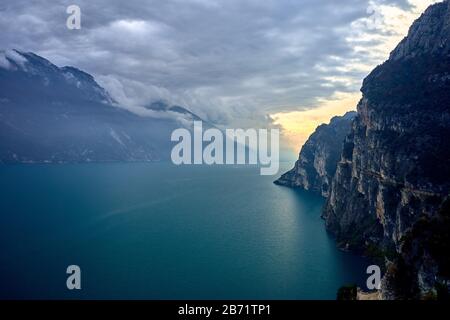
xmin=274 ymin=111 xmax=356 ymax=197
xmin=0 ymin=50 xmax=202 ymax=163
xmin=322 ymin=1 xmax=450 ymax=299
xmin=145 ymin=101 xmax=204 ymax=122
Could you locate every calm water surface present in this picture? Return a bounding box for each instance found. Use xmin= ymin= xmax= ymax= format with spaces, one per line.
xmin=0 ymin=163 xmax=368 ymax=299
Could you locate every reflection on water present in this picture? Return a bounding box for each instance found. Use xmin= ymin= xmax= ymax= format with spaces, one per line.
xmin=0 ymin=163 xmax=369 ymax=299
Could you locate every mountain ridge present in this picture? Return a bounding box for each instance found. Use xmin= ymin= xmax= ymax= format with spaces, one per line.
xmin=323 ymin=0 xmax=450 ymax=299
xmin=275 ymin=0 xmax=450 ymax=299
xmin=274 ymin=111 xmax=356 ymax=197
xmin=0 ymin=50 xmax=202 ymax=164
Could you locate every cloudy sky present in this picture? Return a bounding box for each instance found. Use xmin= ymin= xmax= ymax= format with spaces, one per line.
xmin=0 ymin=0 xmax=439 ymax=153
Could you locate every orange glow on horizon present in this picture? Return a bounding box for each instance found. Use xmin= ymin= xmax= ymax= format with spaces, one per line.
xmin=271 ymin=92 xmax=361 ymax=151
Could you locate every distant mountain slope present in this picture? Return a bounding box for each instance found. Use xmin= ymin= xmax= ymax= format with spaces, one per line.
xmin=322 ymin=1 xmax=450 ymax=299
xmin=274 ymin=111 xmax=356 ymax=197
xmin=0 ymin=50 xmax=201 ymax=163
xmin=145 ymin=101 xmax=204 ymax=122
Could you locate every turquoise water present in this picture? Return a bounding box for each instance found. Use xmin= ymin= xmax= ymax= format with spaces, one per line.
xmin=0 ymin=163 xmax=368 ymax=299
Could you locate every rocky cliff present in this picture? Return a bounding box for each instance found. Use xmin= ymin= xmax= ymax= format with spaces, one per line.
xmin=323 ymin=1 xmax=450 ymax=299
xmin=274 ymin=111 xmax=356 ymax=197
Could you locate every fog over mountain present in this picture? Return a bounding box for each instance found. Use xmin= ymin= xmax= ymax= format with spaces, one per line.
xmin=0 ymin=50 xmax=201 ymax=163
xmin=0 ymin=0 xmax=439 ymax=137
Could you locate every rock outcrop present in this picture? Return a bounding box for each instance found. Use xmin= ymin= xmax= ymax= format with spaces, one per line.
xmin=274 ymin=111 xmax=356 ymax=197
xmin=323 ymin=1 xmax=450 ymax=299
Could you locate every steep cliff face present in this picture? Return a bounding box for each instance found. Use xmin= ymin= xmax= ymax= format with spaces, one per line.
xmin=323 ymin=1 xmax=450 ymax=299
xmin=275 ymin=111 xmax=356 ymax=197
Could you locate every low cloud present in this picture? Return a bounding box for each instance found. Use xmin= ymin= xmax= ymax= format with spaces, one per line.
xmin=0 ymin=0 xmax=439 ymax=134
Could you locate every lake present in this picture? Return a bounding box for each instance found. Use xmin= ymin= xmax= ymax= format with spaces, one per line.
xmin=0 ymin=163 xmax=368 ymax=299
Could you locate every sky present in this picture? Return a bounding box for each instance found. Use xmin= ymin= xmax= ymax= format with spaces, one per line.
xmin=0 ymin=0 xmax=440 ymax=155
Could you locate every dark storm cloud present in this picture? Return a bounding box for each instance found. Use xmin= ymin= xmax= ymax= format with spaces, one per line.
xmin=0 ymin=0 xmax=419 ymax=125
